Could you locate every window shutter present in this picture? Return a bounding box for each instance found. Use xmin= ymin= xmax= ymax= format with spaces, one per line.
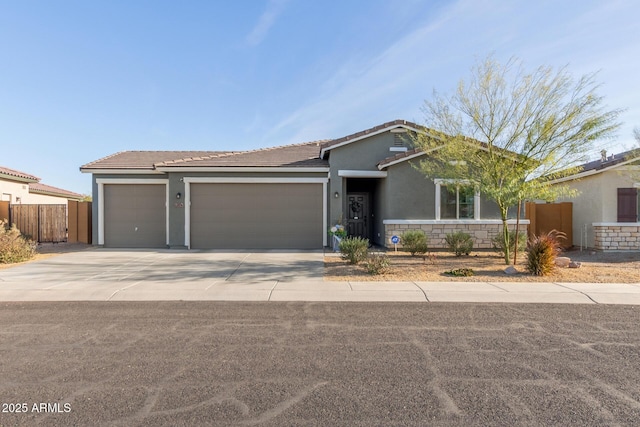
xmin=617 ymin=188 xmax=638 ymax=222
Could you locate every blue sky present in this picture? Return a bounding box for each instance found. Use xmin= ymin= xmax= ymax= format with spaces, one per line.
xmin=1 ymin=0 xmax=638 ymax=195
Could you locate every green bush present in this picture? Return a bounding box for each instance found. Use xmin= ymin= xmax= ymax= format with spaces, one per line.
xmin=0 ymin=220 xmax=37 ymax=264
xmin=339 ymin=236 xmax=369 ymax=264
xmin=364 ymin=253 xmax=391 ymax=275
xmin=444 ymin=268 xmax=474 ymax=277
xmin=445 ymin=231 xmax=473 ymax=256
xmin=401 ymin=230 xmax=428 ymax=256
xmin=526 ymin=231 xmax=566 ymax=276
xmin=492 ymin=230 xmax=526 ymax=257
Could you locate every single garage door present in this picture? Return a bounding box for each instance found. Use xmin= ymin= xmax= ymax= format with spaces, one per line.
xmin=190 ymin=183 xmax=323 ymax=249
xmin=104 ymin=184 xmax=166 ymax=248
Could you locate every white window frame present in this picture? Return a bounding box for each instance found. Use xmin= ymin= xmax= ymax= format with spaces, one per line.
xmin=434 ymin=179 xmax=480 ymax=220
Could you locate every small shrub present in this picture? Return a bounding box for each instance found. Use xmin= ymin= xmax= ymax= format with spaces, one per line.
xmin=445 ymin=231 xmax=474 ymax=256
xmin=364 ymin=253 xmax=391 ymax=275
xmin=339 ymin=236 xmax=369 ymax=264
xmin=0 ymin=221 xmax=37 ymax=264
xmin=401 ymin=230 xmax=428 ymax=256
xmin=492 ymin=230 xmax=526 ymax=257
xmin=526 ymin=230 xmax=566 ymax=276
xmin=444 ymin=268 xmax=474 ymax=277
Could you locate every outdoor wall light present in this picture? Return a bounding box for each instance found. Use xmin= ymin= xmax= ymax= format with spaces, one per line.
xmin=334 ymin=191 xmax=340 ymax=199
xmin=176 ymin=192 xmax=182 ymax=199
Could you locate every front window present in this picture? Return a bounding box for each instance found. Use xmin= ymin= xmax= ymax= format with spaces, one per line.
xmin=440 ymin=185 xmax=475 ymax=219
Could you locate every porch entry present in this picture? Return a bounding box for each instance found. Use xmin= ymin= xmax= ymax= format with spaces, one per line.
xmin=347 ymin=193 xmax=370 ymax=240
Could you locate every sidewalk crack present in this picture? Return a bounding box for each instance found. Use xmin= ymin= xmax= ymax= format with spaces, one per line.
xmin=554 ymin=283 xmax=599 ymax=304
xmin=412 ymin=282 xmax=430 ymax=302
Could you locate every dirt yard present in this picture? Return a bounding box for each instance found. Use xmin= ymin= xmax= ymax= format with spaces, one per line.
xmin=325 ymin=248 xmax=640 ymax=283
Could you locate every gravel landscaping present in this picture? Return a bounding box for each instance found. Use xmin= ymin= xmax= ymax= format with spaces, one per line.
xmin=325 ymin=248 xmax=640 ymax=283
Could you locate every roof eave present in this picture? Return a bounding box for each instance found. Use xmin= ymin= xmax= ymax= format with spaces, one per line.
xmin=154 ymin=166 xmax=330 ymax=173
xmin=80 ymin=168 xmax=163 ymax=175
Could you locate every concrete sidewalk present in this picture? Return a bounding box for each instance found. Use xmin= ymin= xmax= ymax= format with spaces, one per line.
xmin=1 ymin=278 xmax=639 ymax=304
xmin=0 ymin=249 xmax=638 ymax=304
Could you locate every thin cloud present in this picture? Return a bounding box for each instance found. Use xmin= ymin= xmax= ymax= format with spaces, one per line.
xmin=246 ymin=0 xmax=289 ymax=46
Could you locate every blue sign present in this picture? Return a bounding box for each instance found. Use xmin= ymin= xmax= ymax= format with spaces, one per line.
xmin=391 ymin=235 xmax=400 ymax=244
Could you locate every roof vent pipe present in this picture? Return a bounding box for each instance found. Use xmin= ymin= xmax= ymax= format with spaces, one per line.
xmin=600 ymin=150 xmax=607 ymax=162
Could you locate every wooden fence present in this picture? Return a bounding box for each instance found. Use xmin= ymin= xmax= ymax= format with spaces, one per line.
xmin=10 ymin=204 xmax=67 ymax=243
xmin=525 ymin=202 xmax=573 ymax=249
xmin=68 ymin=201 xmax=92 ymax=244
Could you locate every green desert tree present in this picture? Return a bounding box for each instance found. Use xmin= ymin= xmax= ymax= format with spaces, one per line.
xmin=414 ymin=56 xmax=621 ymax=264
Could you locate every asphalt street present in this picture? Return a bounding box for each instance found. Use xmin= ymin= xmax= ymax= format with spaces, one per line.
xmin=1 ymin=302 xmax=639 ymax=426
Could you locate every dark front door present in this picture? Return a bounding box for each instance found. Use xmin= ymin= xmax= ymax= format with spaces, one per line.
xmin=347 ymin=193 xmax=370 ymax=240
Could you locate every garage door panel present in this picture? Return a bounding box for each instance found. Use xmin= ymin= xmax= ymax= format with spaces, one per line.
xmin=191 ymin=183 xmax=323 ymax=249
xmin=104 ymin=184 xmax=166 ymax=248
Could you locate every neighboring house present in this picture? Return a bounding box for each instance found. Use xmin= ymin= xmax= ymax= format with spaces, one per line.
xmin=0 ymin=166 xmax=84 ymax=205
xmin=80 ymin=120 xmax=527 ymax=249
xmin=550 ymin=149 xmax=640 ymax=251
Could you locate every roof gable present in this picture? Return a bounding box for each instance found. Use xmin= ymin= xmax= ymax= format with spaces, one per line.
xmin=319 ymin=119 xmax=427 ymax=158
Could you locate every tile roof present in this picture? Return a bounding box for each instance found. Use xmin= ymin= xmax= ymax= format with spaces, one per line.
xmin=0 ymin=166 xmax=40 ymax=182
xmin=156 ymin=141 xmax=328 ymax=168
xmin=377 ymin=148 xmax=425 ymax=168
xmin=80 ymin=151 xmax=230 ymax=170
xmin=81 ymin=142 xmax=329 ymax=170
xmin=576 ymin=148 xmax=640 ymax=174
xmin=29 ymin=183 xmax=84 ymax=200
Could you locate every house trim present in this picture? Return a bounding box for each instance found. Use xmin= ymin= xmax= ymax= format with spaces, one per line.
xmin=155 ymin=167 xmax=330 ymax=173
xmin=378 ymin=150 xmax=430 ymax=170
xmin=81 ymin=168 xmax=164 ymax=175
xmin=383 ymin=219 xmax=530 ymax=225
xmin=337 ymin=170 xmax=388 ymax=178
xmin=182 ymin=177 xmax=329 ymax=249
xmin=95 ymin=178 xmax=170 ymax=246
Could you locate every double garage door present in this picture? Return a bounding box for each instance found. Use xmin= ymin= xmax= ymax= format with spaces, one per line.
xmin=190 ymin=183 xmax=323 ymax=249
xmin=103 ymin=183 xmax=323 ymax=249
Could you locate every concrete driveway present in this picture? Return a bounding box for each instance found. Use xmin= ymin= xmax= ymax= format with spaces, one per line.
xmin=0 ymin=249 xmax=325 ymax=301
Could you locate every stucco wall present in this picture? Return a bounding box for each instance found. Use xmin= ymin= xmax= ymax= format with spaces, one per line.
xmin=558 ymin=169 xmax=639 ymax=248
xmin=0 ymin=179 xmax=68 ymax=205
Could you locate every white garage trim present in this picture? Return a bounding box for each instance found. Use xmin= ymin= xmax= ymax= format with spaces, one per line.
xmin=183 ymin=177 xmax=328 ymax=249
xmin=95 ymin=178 xmax=169 ymax=246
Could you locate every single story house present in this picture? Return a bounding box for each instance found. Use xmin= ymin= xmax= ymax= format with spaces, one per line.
xmin=550 ymin=149 xmax=640 ymax=251
xmin=80 ymin=120 xmax=527 ymax=249
xmin=0 ymin=166 xmax=84 ymax=205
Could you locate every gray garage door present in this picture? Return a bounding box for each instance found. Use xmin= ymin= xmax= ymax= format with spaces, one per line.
xmin=104 ymin=184 xmax=166 ymax=248
xmin=190 ymin=183 xmax=323 ymax=249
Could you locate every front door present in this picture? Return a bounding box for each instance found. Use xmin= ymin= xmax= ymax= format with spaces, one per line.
xmin=347 ymin=193 xmax=370 ymax=240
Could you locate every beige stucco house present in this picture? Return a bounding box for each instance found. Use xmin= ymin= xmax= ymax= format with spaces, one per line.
xmin=0 ymin=166 xmax=84 ymax=205
xmin=551 ymin=150 xmax=640 ymax=251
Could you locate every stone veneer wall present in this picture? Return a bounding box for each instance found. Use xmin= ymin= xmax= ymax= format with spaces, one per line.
xmin=384 ymin=220 xmax=529 ymax=249
xmin=593 ymin=223 xmax=640 ymax=251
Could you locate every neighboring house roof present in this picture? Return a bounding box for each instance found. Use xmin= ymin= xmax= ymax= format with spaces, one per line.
xmin=29 ymin=183 xmax=84 ymax=201
xmin=1 ymin=165 xmax=83 ymax=200
xmin=0 ymin=166 xmax=40 ymax=183
xmin=80 ymin=141 xmax=329 ymax=171
xmin=550 ymin=148 xmax=640 ymax=184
